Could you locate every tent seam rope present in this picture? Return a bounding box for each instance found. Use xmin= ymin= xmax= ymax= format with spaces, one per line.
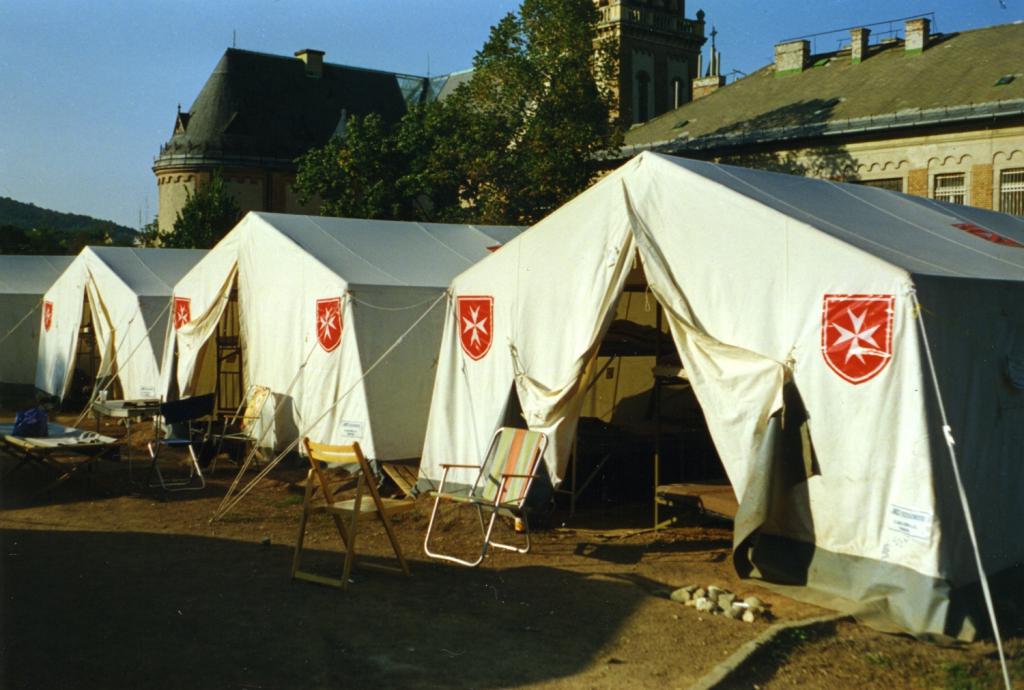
xmin=711 ymin=165 xmax=969 ymax=278
xmin=346 ymin=292 xmax=445 ymax=312
xmin=827 ymin=181 xmax=1024 ymax=272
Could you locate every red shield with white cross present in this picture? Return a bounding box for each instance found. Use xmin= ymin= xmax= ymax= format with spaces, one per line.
xmin=173 ymin=297 xmax=191 ymax=330
xmin=457 ymin=296 xmax=493 ymax=361
xmin=952 ymin=222 xmax=1024 ymax=248
xmin=43 ymin=301 xmax=53 ymax=332
xmin=316 ymin=297 xmax=343 ymax=353
xmin=821 ymin=294 xmax=895 ymax=385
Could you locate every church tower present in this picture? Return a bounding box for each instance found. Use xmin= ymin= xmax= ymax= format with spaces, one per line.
xmin=595 ymin=0 xmax=707 ymax=124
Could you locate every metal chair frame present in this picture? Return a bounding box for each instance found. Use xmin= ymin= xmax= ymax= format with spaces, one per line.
xmin=424 ymin=427 xmax=548 ymax=567
xmin=146 ymin=394 xmax=215 ymax=494
xmin=210 ymin=384 xmax=271 ymax=473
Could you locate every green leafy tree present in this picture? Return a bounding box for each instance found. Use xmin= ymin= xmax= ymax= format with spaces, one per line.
xmin=295 ymin=113 xmax=419 ymax=220
xmin=136 ymin=216 xmax=160 ymax=248
xmin=0 ymin=223 xmax=122 ymax=254
xmin=434 ymin=0 xmax=621 ymax=224
xmin=295 ymin=0 xmax=620 ymax=225
xmin=160 ymin=170 xmax=241 ymax=248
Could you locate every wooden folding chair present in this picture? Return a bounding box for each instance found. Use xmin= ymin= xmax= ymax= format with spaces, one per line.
xmin=423 ymin=427 xmax=549 ymax=567
xmin=291 ymin=439 xmax=415 ymax=589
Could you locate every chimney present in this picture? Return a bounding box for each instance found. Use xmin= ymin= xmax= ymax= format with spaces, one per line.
xmin=692 ymin=74 xmax=725 ymax=101
xmin=850 ymin=27 xmax=870 ymax=64
xmin=905 ymin=18 xmax=930 ymax=54
xmin=295 ymin=49 xmax=325 ymax=78
xmin=775 ymin=40 xmax=809 ymax=76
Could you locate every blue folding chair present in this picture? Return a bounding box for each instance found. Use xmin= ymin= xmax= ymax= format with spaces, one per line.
xmin=146 ymin=394 xmax=215 ymax=494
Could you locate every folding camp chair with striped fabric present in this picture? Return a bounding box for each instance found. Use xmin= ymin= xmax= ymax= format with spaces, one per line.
xmin=424 ymin=427 xmax=548 ymax=567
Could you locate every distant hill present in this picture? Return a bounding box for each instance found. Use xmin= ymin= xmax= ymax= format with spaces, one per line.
xmin=0 ymin=196 xmax=136 ymax=242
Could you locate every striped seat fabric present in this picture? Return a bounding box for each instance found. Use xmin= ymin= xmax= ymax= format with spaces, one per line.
xmin=424 ymin=426 xmax=549 ymax=567
xmin=475 ymin=428 xmax=545 ymax=509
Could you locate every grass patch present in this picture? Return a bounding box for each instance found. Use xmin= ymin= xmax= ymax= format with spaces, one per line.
xmin=866 ymin=652 xmax=894 ymax=669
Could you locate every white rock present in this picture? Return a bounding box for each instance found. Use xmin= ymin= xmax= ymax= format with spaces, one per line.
xmin=670 ymin=588 xmax=692 ymax=604
xmin=744 ymin=596 xmax=764 ymax=609
xmin=742 ymin=610 xmax=757 ymax=624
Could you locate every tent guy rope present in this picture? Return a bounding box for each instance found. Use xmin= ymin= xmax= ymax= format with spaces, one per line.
xmin=71 ymin=298 xmax=171 ymax=428
xmin=209 ymin=291 xmax=447 ymax=522
xmin=911 ymin=289 xmax=1012 ymax=690
xmin=0 ymin=296 xmax=44 ymax=348
xmin=213 ymin=333 xmax=324 ymax=519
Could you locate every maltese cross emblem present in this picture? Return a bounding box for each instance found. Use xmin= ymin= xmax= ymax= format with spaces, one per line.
xmin=821 ymin=294 xmax=895 ymax=385
xmin=457 ymin=296 xmax=493 ymax=361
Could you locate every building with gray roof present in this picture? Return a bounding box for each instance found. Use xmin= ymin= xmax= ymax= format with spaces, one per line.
xmin=614 ymin=18 xmax=1024 ymax=216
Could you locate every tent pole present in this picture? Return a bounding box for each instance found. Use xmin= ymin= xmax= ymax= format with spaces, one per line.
xmin=654 ymin=302 xmax=662 ymax=529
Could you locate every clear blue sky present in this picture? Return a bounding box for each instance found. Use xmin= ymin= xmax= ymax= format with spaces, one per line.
xmin=0 ymin=0 xmax=1019 ymax=230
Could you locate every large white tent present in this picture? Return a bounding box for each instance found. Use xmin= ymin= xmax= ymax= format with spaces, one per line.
xmin=0 ymin=255 xmax=74 ymax=387
xmin=36 ymin=247 xmax=206 ymax=401
xmin=160 ymin=212 xmax=520 ymax=461
xmin=419 ymin=152 xmax=1024 ymax=639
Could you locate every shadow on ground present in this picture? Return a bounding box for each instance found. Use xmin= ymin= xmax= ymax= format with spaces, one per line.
xmin=0 ymin=527 xmax=649 ymax=690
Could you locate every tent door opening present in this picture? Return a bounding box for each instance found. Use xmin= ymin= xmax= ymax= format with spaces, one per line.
xmin=70 ymin=298 xmax=120 ymax=406
xmin=215 ymin=287 xmax=243 ymax=415
xmin=565 ymin=259 xmax=727 ymax=526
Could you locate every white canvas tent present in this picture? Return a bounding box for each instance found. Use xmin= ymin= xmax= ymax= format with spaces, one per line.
xmin=419 ymin=152 xmax=1024 ymax=639
xmin=160 ymin=211 xmax=520 ymax=461
xmin=0 ymin=255 xmax=74 ymax=387
xmin=36 ymin=247 xmax=206 ymax=401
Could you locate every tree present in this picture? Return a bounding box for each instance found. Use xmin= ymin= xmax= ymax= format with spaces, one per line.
xmin=433 ymin=0 xmax=621 ymax=224
xmin=295 ymin=0 xmax=620 ymax=225
xmin=295 ymin=113 xmax=420 ymax=220
xmin=135 ymin=216 xmax=160 ymax=248
xmin=160 ymin=170 xmax=240 ymax=248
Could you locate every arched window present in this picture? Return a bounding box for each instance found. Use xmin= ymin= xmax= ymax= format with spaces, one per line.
xmin=636 ymin=71 xmax=650 ymax=122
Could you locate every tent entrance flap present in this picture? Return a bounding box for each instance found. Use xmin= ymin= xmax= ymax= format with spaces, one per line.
xmin=566 ymin=281 xmax=730 ymax=517
xmin=213 ymin=287 xmax=243 ymax=415
xmin=70 ymin=298 xmax=117 ymax=405
xmin=177 ymin=274 xmax=241 ymax=404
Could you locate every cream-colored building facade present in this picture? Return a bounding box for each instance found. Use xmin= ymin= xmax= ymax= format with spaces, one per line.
xmin=619 ymin=19 xmax=1024 ymax=217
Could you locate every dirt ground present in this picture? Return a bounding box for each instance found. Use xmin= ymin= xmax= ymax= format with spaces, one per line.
xmin=1 ymin=412 xmax=1021 ymax=690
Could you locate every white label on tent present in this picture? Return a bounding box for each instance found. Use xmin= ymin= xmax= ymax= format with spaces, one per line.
xmin=887 ymin=504 xmax=933 ymax=542
xmin=138 ymin=385 xmax=156 ymax=400
xmin=339 ymin=420 xmax=365 ymax=439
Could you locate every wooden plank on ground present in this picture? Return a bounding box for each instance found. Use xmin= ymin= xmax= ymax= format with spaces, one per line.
xmin=657 ymin=482 xmax=738 ymax=520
